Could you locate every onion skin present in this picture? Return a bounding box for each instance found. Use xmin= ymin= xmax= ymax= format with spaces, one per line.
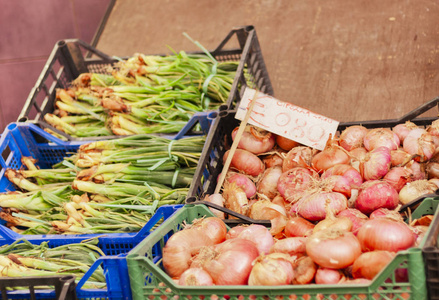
xmin=191 ymin=217 xmax=227 ymax=244
xmin=262 ymin=152 xmax=284 ymax=168
xmin=285 ymin=217 xmax=315 ymax=237
xmin=282 ymin=146 xmax=314 ymax=172
xmin=225 ymin=225 xmax=246 ymax=240
xmin=325 ymin=175 xmax=352 ymax=198
xmin=360 ymin=146 xmax=391 ymax=181
xmin=355 ymin=180 xmax=399 ymax=215
xmin=248 ymin=253 xmax=295 ymax=285
xmin=222 ymin=182 xmax=249 ymax=217
xmin=403 ymin=128 xmax=435 ymax=161
xmin=225 ymin=172 xmax=257 ymax=198
xmin=352 ymin=251 xmax=396 ymax=280
xmin=339 ymin=125 xmax=369 ymax=151
xmin=426 ymin=161 xmax=439 ymax=179
xmin=162 ymin=228 xmax=215 ymax=278
xmin=277 ymin=167 xmax=318 ymax=203
xmin=295 ymin=191 xmax=348 ymax=221
xmin=363 ymin=128 xmax=400 ymax=151
xmin=390 ymin=149 xmax=412 ymax=167
xmin=256 ymin=166 xmax=283 ymax=199
xmin=393 ymin=121 xmax=418 ymax=143
xmin=357 ymin=218 xmax=415 ymax=252
xmin=306 ymin=229 xmax=362 ymax=269
xmin=203 ymin=194 xmax=225 ymax=219
xmin=232 ymin=126 xmax=276 ymax=154
xmin=223 ymin=149 xmax=265 ymax=176
xmin=369 ymin=208 xmax=403 ymax=222
xmin=292 ymin=256 xmax=317 ymax=285
xmin=398 ymin=179 xmax=438 ymax=205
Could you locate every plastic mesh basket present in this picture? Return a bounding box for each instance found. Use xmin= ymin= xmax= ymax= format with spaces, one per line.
xmin=17 ymin=25 xmax=273 ymax=142
xmin=126 ymin=200 xmax=439 ymax=299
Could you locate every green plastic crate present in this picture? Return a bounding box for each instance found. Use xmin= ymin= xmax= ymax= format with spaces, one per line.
xmin=126 ymin=200 xmax=438 ymax=300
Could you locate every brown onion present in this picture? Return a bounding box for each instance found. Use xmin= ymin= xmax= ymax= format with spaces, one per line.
xmin=178 ymin=268 xmax=214 ymax=286
xmin=222 ymin=182 xmax=249 ymax=216
xmin=390 ymin=149 xmax=412 ymax=167
xmin=292 ymin=256 xmax=317 ymax=284
xmin=306 ymin=229 xmax=362 ymax=269
xmin=427 ymin=161 xmax=439 ymax=179
xmin=276 ymin=135 xmax=300 ymax=151
xmin=352 ymin=251 xmax=396 ymax=280
xmin=357 ymin=218 xmax=415 ymax=252
xmin=399 ymin=179 xmax=437 ymax=205
xmin=248 ymin=253 xmax=295 ymax=286
xmin=363 ymin=128 xmax=400 ymax=151
xmin=339 ymin=125 xmax=369 ymax=151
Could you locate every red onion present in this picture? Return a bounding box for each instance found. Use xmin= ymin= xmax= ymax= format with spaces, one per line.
xmin=223 ymin=149 xmax=265 ymax=176
xmin=322 ymin=164 xmax=363 ymax=188
xmin=403 ymin=128 xmax=435 ymax=161
xmin=256 ymin=166 xmax=283 ymax=199
xmin=383 ymin=167 xmax=413 ymax=192
xmin=315 ymin=268 xmax=343 ymax=284
xmin=237 ymin=224 xmax=275 ymax=254
xmin=311 ymin=142 xmax=350 ymax=174
xmin=306 ymin=229 xmax=362 ymax=269
xmin=232 ymin=125 xmax=275 ymax=154
xmin=360 ymin=146 xmax=391 ymax=181
xmin=393 ymin=121 xmax=418 ymax=143
xmin=325 ymin=175 xmax=352 ymax=198
xmin=295 ymin=191 xmax=348 ymax=221
xmin=276 ymin=135 xmax=300 ymax=151
xmin=337 ymin=208 xmax=369 ymax=235
xmin=363 ymin=128 xmax=400 ymax=151
xmin=225 ymin=172 xmax=257 ymax=198
xmin=203 ymin=238 xmax=260 ymax=285
xmin=277 ymin=167 xmax=318 ymax=203
xmin=282 ymin=146 xmax=314 ymax=172
xmin=355 ymin=180 xmax=399 ymax=215
xmin=352 ymin=251 xmax=396 ymax=280
xmin=178 ymin=268 xmax=214 ymax=286
xmin=248 ymin=253 xmax=295 ymax=285
xmin=269 ymin=237 xmax=307 ymax=257
xmin=357 ymin=218 xmax=415 ymax=252
xmin=285 ymin=216 xmax=315 ymax=237
xmin=339 ymin=125 xmax=369 ymax=151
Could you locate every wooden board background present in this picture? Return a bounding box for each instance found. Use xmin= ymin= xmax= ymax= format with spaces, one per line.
xmin=95 ymin=0 xmax=439 ymax=123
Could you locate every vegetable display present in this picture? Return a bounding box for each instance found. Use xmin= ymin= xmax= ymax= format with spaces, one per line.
xmin=45 ymin=50 xmax=242 ymax=138
xmin=180 ymin=118 xmax=439 ymax=286
xmin=0 ymin=134 xmax=205 ymax=234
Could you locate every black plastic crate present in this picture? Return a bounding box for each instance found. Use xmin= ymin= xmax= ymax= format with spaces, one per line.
xmin=0 ymin=275 xmax=77 ymax=300
xmin=187 ymin=96 xmax=439 ymax=218
xmin=17 ymin=25 xmax=273 ymax=142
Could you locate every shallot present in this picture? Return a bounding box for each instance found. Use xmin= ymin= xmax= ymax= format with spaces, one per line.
xmin=339 ymin=125 xmax=369 ymax=151
xmin=223 ymin=149 xmax=265 ymax=176
xmin=232 ymin=125 xmax=275 ymax=154
xmin=360 ymin=146 xmax=391 ymax=181
xmin=256 ymin=166 xmax=283 ymax=199
xmin=403 ymin=128 xmax=435 ymax=161
xmin=248 ymin=253 xmax=295 ymax=285
xmin=363 ymin=128 xmax=400 ymax=151
xmin=399 ymin=179 xmax=437 ymax=205
xmin=352 ymin=251 xmax=396 ymax=280
xmin=355 ymin=180 xmax=399 ymax=215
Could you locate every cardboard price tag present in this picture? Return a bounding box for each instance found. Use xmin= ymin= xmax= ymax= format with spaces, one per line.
xmin=236 ymin=88 xmax=339 ymax=151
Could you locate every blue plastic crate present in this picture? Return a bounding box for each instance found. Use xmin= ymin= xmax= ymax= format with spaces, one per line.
xmin=0 ymin=204 xmax=182 ymax=300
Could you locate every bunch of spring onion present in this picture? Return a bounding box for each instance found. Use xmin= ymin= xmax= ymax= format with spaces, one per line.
xmin=0 ymin=238 xmax=106 ymax=289
xmin=44 ymin=48 xmax=244 ymax=138
xmin=0 ymin=134 xmax=205 ymax=234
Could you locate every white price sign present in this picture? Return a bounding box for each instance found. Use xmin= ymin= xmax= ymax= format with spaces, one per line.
xmin=236 ymin=88 xmax=339 ymax=150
